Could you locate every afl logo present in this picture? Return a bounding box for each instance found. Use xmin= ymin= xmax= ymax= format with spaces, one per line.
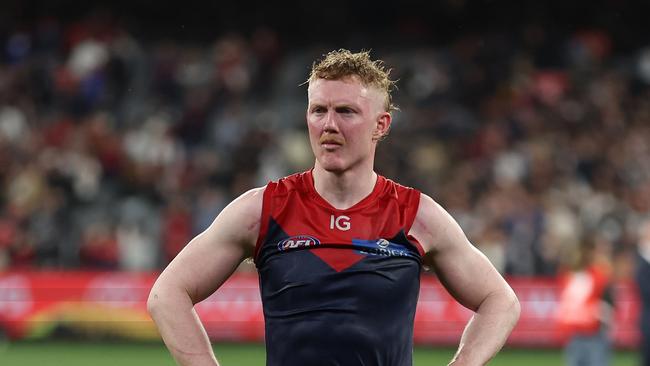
xmin=278 ymin=235 xmax=321 ymax=251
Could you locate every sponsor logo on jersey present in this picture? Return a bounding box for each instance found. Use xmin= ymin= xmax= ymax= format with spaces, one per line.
xmin=277 ymin=235 xmax=321 ymax=252
xmin=353 ymin=238 xmax=413 ymax=258
xmin=330 ymin=215 xmax=351 ymax=231
xmin=376 ymin=238 xmax=390 ymax=249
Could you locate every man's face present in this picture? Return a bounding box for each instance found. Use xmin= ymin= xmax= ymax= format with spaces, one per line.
xmin=306 ymin=76 xmax=390 ymax=174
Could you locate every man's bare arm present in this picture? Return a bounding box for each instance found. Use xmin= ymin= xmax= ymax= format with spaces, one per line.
xmin=409 ymin=194 xmax=520 ymax=366
xmin=147 ymin=187 xmax=264 ymax=366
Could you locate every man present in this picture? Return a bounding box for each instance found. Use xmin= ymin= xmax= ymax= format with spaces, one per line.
xmin=148 ymin=49 xmax=520 ymax=366
xmin=555 ymin=234 xmax=614 ymax=366
xmin=637 ymin=219 xmax=650 ymax=366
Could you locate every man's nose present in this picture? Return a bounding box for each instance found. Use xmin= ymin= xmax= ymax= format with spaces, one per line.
xmin=323 ymin=111 xmax=339 ymax=132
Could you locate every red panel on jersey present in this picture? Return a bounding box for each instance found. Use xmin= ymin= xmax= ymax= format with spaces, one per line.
xmin=254 ymin=170 xmax=423 ymax=271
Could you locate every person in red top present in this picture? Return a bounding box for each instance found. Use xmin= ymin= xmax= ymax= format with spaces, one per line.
xmin=636 ymin=219 xmax=650 ymax=366
xmin=556 ymin=234 xmax=614 ymax=366
xmin=147 ymin=49 xmax=520 ymax=366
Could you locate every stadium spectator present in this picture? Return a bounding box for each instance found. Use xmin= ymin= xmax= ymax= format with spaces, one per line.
xmin=637 ymin=219 xmax=650 ymax=366
xmin=78 ymin=221 xmax=118 ymax=270
xmin=555 ymin=233 xmax=614 ymax=366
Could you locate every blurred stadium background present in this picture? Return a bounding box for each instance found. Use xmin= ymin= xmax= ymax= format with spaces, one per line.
xmin=1 ymin=0 xmax=649 ymax=364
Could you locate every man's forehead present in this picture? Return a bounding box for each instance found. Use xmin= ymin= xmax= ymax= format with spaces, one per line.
xmin=308 ymin=77 xmax=381 ymax=103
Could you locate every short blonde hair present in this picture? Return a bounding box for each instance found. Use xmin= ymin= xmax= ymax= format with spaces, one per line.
xmin=308 ymin=49 xmax=398 ymax=113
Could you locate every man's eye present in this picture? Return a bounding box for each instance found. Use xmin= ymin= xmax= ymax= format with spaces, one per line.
xmin=312 ymin=107 xmax=325 ymax=113
xmin=337 ymin=108 xmax=354 ymax=114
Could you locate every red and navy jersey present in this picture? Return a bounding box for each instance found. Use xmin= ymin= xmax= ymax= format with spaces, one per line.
xmin=254 ymin=170 xmax=424 ymax=366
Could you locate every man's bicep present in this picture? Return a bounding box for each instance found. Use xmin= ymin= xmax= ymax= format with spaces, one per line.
xmin=412 ymin=194 xmax=508 ymax=311
xmin=430 ymin=238 xmax=507 ymax=311
xmin=154 ymin=187 xmax=264 ymax=304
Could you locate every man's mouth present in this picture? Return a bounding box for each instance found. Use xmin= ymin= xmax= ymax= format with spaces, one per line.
xmin=322 ymin=140 xmax=342 ymax=146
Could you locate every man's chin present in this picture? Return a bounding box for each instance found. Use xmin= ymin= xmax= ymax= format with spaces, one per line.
xmin=316 ymin=160 xmax=347 ymax=174
xmin=321 ymin=165 xmax=346 ymax=174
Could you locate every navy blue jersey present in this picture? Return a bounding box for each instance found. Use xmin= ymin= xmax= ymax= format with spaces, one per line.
xmin=254 ymin=171 xmax=424 ymax=366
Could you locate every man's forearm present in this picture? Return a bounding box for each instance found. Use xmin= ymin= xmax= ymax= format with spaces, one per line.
xmin=448 ymin=289 xmax=520 ymax=366
xmin=148 ymin=288 xmax=219 ymax=366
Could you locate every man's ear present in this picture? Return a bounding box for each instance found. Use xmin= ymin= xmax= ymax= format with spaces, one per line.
xmin=372 ymin=112 xmax=392 ymax=142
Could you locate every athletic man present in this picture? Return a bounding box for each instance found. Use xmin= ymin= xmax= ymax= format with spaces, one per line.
xmin=148 ymin=49 xmax=520 ymax=366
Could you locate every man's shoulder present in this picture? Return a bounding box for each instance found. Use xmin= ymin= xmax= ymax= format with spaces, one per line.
xmin=229 ymin=186 xmax=266 ymax=216
xmin=379 ymin=174 xmax=421 ymax=201
xmin=266 ymin=170 xmax=312 ymax=196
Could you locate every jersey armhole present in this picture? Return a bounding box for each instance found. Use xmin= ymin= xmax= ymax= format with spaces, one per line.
xmin=253 ymin=182 xmax=276 ymax=264
xmin=405 ymin=190 xmax=425 ymax=257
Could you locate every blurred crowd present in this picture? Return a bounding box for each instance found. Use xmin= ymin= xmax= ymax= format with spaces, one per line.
xmin=1 ymin=14 xmax=649 ymax=277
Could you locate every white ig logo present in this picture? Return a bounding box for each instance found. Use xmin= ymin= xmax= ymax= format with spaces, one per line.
xmin=330 ymin=215 xmax=351 ymax=231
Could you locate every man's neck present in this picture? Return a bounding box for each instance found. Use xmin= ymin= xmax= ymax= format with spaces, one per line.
xmin=312 ymin=165 xmax=377 ymax=210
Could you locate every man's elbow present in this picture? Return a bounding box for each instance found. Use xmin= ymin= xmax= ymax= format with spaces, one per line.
xmin=147 ymin=286 xmax=162 ymax=319
xmin=507 ymin=288 xmax=521 ymax=325
xmin=147 ymin=281 xmax=173 ymax=319
xmin=488 ymin=285 xmax=521 ymax=326
xmin=147 ymin=280 xmax=193 ymax=319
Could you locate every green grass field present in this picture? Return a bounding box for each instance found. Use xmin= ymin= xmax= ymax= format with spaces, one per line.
xmin=0 ymin=341 xmax=640 ymax=365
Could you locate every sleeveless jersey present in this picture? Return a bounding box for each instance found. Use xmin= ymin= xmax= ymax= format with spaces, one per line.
xmin=254 ymin=170 xmax=424 ymax=366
